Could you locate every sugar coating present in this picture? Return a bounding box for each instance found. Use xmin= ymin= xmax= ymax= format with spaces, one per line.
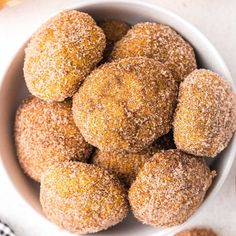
xmin=91 ymin=131 xmax=176 ymax=186
xmin=175 ymin=227 xmax=218 ymax=236
xmin=24 ymin=10 xmax=106 ymax=101
xmin=72 ymin=57 xmax=178 ymax=153
xmin=40 ymin=161 xmax=129 ymax=234
xmin=15 ymin=96 xmax=93 ymax=182
xmin=174 ymin=69 xmax=236 ymax=157
xmin=110 ymin=22 xmax=197 ymax=82
xmin=129 ymin=150 xmax=216 ymax=227
xmin=99 ymin=20 xmax=130 ymax=63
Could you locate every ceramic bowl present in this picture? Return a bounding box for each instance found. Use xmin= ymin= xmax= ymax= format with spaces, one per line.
xmin=0 ymin=1 xmax=235 ymax=235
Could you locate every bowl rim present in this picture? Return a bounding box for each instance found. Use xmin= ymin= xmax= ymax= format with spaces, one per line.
xmin=0 ymin=0 xmax=235 ymax=235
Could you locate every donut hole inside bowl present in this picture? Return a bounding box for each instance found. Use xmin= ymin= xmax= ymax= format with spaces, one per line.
xmin=0 ymin=2 xmax=235 ymax=236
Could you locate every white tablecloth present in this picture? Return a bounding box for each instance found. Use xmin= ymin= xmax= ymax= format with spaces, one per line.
xmin=0 ymin=0 xmax=236 ymax=235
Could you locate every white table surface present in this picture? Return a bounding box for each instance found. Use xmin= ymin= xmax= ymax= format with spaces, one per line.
xmin=0 ymin=0 xmax=236 ymax=235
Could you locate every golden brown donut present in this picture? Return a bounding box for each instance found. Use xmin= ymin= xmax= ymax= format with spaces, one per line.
xmin=72 ymin=57 xmax=178 ymax=153
xmin=174 ymin=69 xmax=236 ymax=157
xmin=99 ymin=20 xmax=130 ymax=63
xmin=175 ymin=227 xmax=218 ymax=236
xmin=15 ymin=96 xmax=93 ymax=182
xmin=129 ymin=150 xmax=216 ymax=227
xmin=40 ymin=161 xmax=129 ymax=234
xmin=111 ymin=22 xmax=197 ymax=82
xmin=24 ymin=10 xmax=106 ymax=101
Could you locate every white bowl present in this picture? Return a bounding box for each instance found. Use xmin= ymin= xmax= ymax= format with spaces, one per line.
xmin=0 ymin=0 xmax=235 ymax=235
